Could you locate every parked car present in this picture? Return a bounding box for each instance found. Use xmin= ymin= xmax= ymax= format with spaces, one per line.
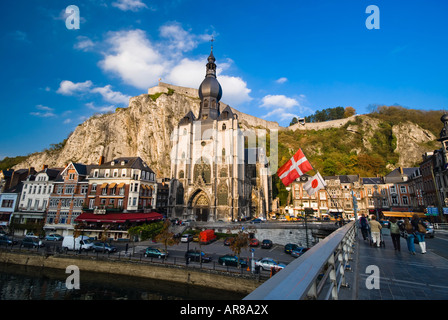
xmin=144 ymin=247 xmax=168 ymax=259
xmin=250 ymin=218 xmax=264 ymax=224
xmin=218 ymin=255 xmax=248 ymax=268
xmin=181 ymin=234 xmax=193 ymax=243
xmin=45 ymin=234 xmax=63 ymax=241
xmin=423 ymin=221 xmax=435 ymax=238
xmin=255 ymin=257 xmax=286 ymax=271
xmin=92 ymin=242 xmax=117 ymax=253
xmin=291 ymin=247 xmax=309 ymax=258
xmin=21 ymin=237 xmax=44 ymax=248
xmin=261 ymin=239 xmax=273 ymax=249
xmin=249 ymin=238 xmax=259 ymax=247
xmin=224 ymin=237 xmax=234 ymax=246
xmin=62 ymin=236 xmax=93 ymax=251
xmin=284 ymin=243 xmax=299 ymax=254
xmin=185 ymin=250 xmax=212 ymax=263
xmin=0 ymin=235 xmax=17 ymax=246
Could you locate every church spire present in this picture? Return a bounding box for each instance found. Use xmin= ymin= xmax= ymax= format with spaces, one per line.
xmin=206 ymin=38 xmax=217 ymax=78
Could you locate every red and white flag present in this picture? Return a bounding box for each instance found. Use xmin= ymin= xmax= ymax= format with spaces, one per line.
xmin=303 ymin=172 xmax=326 ymax=196
xmin=277 ymin=149 xmax=313 ymax=187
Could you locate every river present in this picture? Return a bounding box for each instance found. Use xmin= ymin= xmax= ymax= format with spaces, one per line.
xmin=0 ymin=263 xmax=245 ymax=300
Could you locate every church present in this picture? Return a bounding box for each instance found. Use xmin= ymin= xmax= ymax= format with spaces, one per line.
xmin=168 ymin=48 xmax=272 ymax=222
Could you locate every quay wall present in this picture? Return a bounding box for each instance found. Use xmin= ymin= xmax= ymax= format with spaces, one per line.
xmin=0 ymin=251 xmax=260 ymax=295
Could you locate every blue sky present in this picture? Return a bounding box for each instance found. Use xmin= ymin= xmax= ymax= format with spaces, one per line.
xmin=1 ymin=0 xmax=447 ymax=159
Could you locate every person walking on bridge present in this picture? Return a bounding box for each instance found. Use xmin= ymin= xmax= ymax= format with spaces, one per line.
xmin=369 ymin=215 xmax=382 ymax=248
xmin=389 ymin=217 xmax=401 ymax=251
xmin=411 ymin=214 xmax=427 ymax=254
xmin=404 ymin=218 xmax=416 ymax=255
xmin=359 ymin=214 xmax=369 ymax=241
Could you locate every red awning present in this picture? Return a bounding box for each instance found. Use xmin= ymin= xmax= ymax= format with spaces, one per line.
xmin=75 ymin=212 xmax=163 ymax=223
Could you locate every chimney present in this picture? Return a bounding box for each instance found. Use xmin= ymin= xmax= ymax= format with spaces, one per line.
xmin=99 ymin=156 xmax=105 ymax=165
xmin=42 ymin=164 xmax=48 ymax=170
xmin=399 ymin=167 xmax=403 ymax=174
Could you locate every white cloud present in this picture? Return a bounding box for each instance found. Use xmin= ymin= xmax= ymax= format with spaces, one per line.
xmin=112 ymin=0 xmax=148 ymax=11
xmin=91 ymin=85 xmax=131 ymax=105
xmin=99 ymin=29 xmax=166 ymax=90
xmin=165 ymin=57 xmax=206 ymax=88
xmin=57 ymin=80 xmax=130 ymax=105
xmin=30 ymin=105 xmax=56 ymax=118
xmin=93 ymin=24 xmax=251 ymax=107
xmin=259 ymin=94 xmax=312 ymax=124
xmin=159 ymin=22 xmax=210 ymax=54
xmin=262 ymin=108 xmax=298 ymax=121
xmin=74 ymin=36 xmax=95 ymax=52
xmin=276 ymin=77 xmax=288 ymax=84
xmin=219 ymin=75 xmax=252 ymax=106
xmin=57 ymin=80 xmax=93 ymax=95
xmin=260 ymin=95 xmax=299 ymax=109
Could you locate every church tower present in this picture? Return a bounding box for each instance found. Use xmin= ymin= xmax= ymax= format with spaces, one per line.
xmin=198 ymin=48 xmax=222 ymax=121
xmin=168 ymin=46 xmax=271 ymax=223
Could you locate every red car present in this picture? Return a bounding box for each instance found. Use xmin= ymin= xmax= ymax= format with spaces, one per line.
xmin=250 ymin=238 xmax=259 ymax=247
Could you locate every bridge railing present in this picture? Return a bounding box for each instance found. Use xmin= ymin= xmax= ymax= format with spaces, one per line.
xmin=244 ymin=221 xmax=356 ymax=300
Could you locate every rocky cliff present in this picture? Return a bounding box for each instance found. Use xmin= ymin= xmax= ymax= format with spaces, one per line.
xmin=14 ymin=84 xmax=440 ymax=177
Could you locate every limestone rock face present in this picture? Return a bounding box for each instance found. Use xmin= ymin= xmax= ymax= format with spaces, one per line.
xmin=392 ymin=121 xmax=437 ymax=167
xmin=13 ymin=84 xmax=439 ymax=177
xmin=15 ymin=85 xmax=279 ymax=178
xmin=18 ymin=91 xmax=201 ymax=178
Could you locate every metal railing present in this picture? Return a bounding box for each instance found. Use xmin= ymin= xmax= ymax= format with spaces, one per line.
xmin=244 ymin=221 xmax=356 ymax=300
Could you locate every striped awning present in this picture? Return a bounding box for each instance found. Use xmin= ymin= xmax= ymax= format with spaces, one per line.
xmin=382 ymin=211 xmax=426 ymax=218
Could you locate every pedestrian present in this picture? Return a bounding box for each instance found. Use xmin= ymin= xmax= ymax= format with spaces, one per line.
xmin=369 ymin=215 xmax=382 ymax=247
xmin=389 ymin=217 xmax=401 ymax=251
xmin=404 ymin=218 xmax=416 ymax=255
xmin=411 ymin=214 xmax=427 ymax=254
xmin=359 ymin=214 xmax=369 ymax=241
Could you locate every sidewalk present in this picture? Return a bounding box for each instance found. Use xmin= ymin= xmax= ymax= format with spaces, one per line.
xmin=340 ymin=229 xmax=448 ymax=300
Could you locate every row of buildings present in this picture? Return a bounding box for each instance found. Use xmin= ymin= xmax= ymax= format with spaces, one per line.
xmin=0 ymin=157 xmax=168 ymax=240
xmin=284 ymin=114 xmax=448 ymax=223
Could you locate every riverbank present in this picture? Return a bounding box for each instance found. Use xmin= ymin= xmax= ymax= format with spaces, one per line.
xmin=0 ymin=250 xmax=262 ymax=295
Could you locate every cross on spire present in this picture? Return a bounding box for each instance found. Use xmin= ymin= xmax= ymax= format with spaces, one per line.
xmin=210 ymin=36 xmax=214 ymax=51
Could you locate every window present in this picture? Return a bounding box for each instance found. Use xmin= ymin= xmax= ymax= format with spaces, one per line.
xmin=400 ymin=186 xmax=407 ymax=194
xmin=402 ymin=196 xmax=409 ymax=205
xmin=1 ymin=200 xmax=14 ymax=208
xmin=390 ymin=186 xmax=396 ymax=194
xmin=105 ymin=169 xmax=110 ymax=177
xmin=93 ymin=170 xmax=99 ymax=177
xmin=113 ymin=169 xmax=118 ymax=177
xmin=391 ymin=195 xmax=398 ymax=205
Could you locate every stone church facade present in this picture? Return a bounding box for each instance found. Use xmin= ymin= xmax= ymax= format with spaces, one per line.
xmin=168 ymin=49 xmax=272 ymax=222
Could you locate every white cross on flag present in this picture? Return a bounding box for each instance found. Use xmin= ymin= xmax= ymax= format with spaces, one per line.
xmin=303 ymin=172 xmax=326 ymax=196
xmin=277 ymin=149 xmax=313 ymax=187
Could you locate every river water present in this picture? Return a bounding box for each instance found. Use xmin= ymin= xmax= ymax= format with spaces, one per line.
xmin=0 ymin=263 xmax=245 ymax=300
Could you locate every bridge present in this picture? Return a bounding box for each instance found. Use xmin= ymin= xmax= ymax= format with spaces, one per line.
xmin=245 ymin=221 xmax=448 ymax=300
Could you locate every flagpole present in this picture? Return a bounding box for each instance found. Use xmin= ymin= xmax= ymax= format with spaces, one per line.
xmin=310 ymin=169 xmax=343 ymax=221
xmin=322 ymin=182 xmax=343 ymax=221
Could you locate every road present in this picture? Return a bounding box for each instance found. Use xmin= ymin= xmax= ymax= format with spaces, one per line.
xmin=426 ymin=229 xmax=448 ymax=260
xmin=5 ymin=235 xmax=300 ymax=276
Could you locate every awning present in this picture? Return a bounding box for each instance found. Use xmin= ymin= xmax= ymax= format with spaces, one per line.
xmin=100 ymin=183 xmax=108 ymax=188
xmin=117 ymin=183 xmax=125 ymax=188
xmin=108 ymin=183 xmax=117 ymax=188
xmin=382 ymin=211 xmax=426 ymax=218
xmin=75 ymin=212 xmax=163 ymax=223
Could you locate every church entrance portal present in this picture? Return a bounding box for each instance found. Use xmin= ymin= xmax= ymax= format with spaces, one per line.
xmin=190 ymin=191 xmax=210 ymax=222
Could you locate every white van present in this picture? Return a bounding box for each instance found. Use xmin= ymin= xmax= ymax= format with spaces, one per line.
xmin=62 ymin=235 xmax=94 ymax=251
